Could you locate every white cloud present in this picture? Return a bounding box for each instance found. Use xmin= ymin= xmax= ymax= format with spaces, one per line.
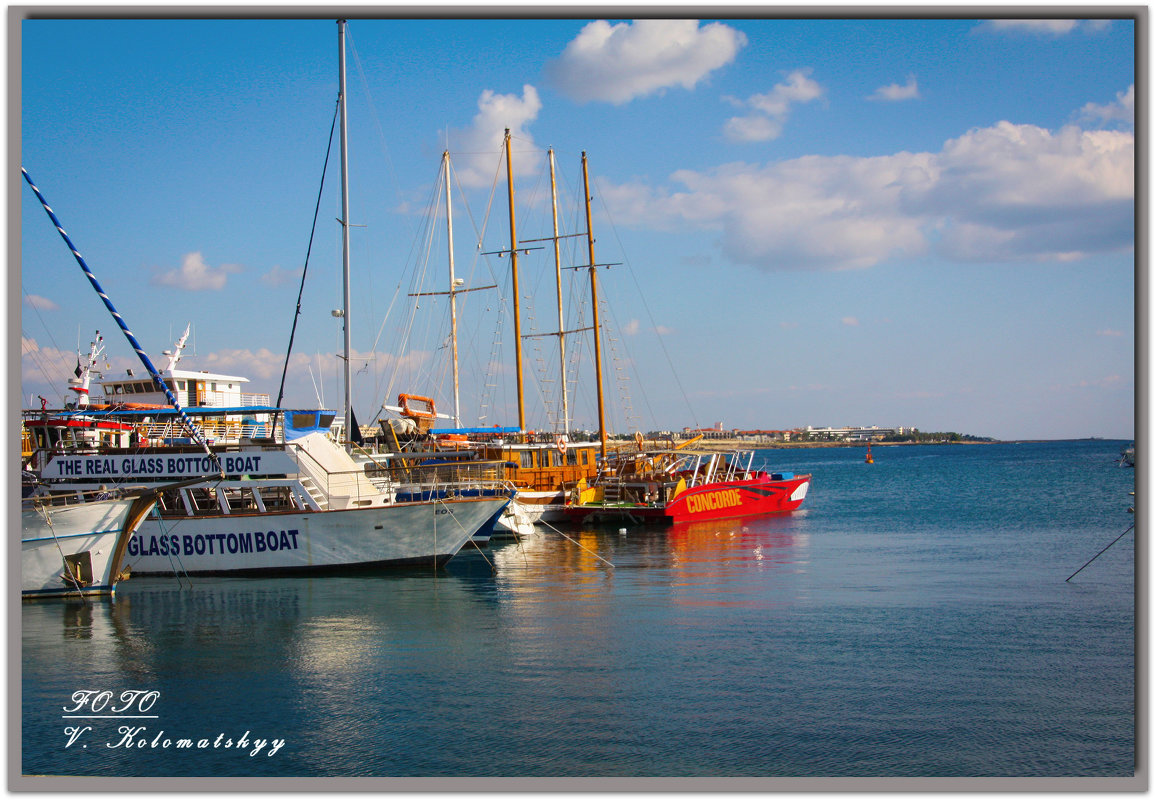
xmin=622 ymin=319 xmax=641 ymax=335
xmin=981 ymin=19 xmax=1081 ymax=35
xmin=1097 ymin=329 xmax=1125 ymax=337
xmin=446 ymin=85 xmax=542 ymax=189
xmin=841 ymin=317 xmax=860 ymax=326
xmin=546 ymin=19 xmax=746 ymax=105
xmin=24 ymin=294 xmax=58 ymax=310
xmin=599 ymin=117 xmax=1133 ymax=271
xmin=869 ymin=75 xmax=920 ymax=102
xmin=724 ymin=69 xmax=824 ymax=143
xmin=1080 ymin=85 xmax=1134 ymax=128
xmin=260 ymin=265 xmax=303 ymax=288
xmin=977 ymin=19 xmax=1113 ymax=36
xmin=151 ymin=252 xmax=241 ymax=291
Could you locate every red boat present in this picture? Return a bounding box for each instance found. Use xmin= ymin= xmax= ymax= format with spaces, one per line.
xmin=563 ymin=447 xmax=810 ymax=525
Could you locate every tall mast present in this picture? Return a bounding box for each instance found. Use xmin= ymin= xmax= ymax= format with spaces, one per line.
xmin=548 ymin=149 xmax=569 ymax=436
xmin=582 ymin=152 xmax=608 ymax=459
xmin=505 ymin=129 xmax=526 ymax=433
xmin=444 ymin=150 xmax=461 ymax=427
xmin=337 ymin=19 xmax=353 ymax=452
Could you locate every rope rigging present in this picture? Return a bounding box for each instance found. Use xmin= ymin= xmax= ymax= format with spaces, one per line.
xmin=276 ymin=96 xmax=341 ymax=409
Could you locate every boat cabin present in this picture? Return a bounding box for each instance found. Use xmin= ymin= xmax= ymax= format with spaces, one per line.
xmin=100 ymin=368 xmax=267 ymax=409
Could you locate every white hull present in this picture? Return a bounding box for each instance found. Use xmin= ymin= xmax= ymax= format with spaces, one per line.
xmin=491 ymin=497 xmax=542 ymax=539
xmin=22 ymin=496 xmax=140 ymax=598
xmin=122 ymin=496 xmax=507 ymax=575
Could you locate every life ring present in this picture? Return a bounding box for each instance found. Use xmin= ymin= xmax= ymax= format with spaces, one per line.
xmin=555 ymin=435 xmax=568 ymax=454
xmin=634 ymin=431 xmax=644 ymax=448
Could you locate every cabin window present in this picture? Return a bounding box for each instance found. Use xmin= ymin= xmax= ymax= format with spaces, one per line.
xmin=164 ymin=379 xmax=177 ymax=392
xmin=567 ymin=450 xmax=578 ymax=466
xmin=318 ymin=413 xmax=336 ymax=428
xmin=111 ymin=384 xmax=124 ymax=395
xmin=177 ymin=381 xmax=186 ymax=391
xmin=520 ymin=451 xmax=533 ymax=469
xmin=292 ymin=413 xmax=318 ymax=429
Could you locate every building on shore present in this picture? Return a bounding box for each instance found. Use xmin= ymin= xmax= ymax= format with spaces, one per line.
xmin=673 ymin=424 xmax=909 ymax=444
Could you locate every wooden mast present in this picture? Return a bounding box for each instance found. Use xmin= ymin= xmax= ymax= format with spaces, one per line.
xmin=581 ymin=152 xmax=608 ymax=459
xmin=443 ymin=150 xmax=461 ymax=427
xmin=548 ymin=148 xmax=569 ymax=436
xmin=505 ymin=129 xmax=526 ymax=433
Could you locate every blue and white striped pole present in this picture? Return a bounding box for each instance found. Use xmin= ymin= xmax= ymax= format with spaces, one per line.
xmin=22 ymin=167 xmax=223 ymax=476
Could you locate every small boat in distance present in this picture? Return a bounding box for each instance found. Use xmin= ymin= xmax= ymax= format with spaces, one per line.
xmin=1119 ymin=443 xmax=1135 ymax=467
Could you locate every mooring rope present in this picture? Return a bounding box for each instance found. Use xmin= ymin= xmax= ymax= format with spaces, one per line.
xmin=1066 ymin=523 xmax=1135 ymax=582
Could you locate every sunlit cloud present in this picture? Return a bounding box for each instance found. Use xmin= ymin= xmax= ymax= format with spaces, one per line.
xmin=1097 ymin=329 xmax=1125 ymax=337
xmin=841 ymin=317 xmax=860 ymax=326
xmin=600 ymin=113 xmax=1133 ymax=271
xmin=151 ymin=252 xmax=242 ymax=291
xmin=546 ymin=19 xmax=746 ymax=105
xmin=976 ymin=19 xmax=1097 ymax=36
xmin=1080 ymin=85 xmax=1134 ymax=129
xmin=724 ymin=69 xmax=824 ymax=143
xmin=869 ymin=75 xmax=920 ymax=102
xmin=260 ymin=264 xmax=304 ymax=288
xmin=445 ymin=85 xmax=542 ymax=188
xmin=24 ymin=294 xmax=58 ymax=310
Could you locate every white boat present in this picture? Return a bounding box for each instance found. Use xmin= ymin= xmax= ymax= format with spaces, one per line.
xmin=22 ymin=488 xmax=157 ymax=599
xmin=28 ymin=406 xmax=507 ymax=575
xmin=21 ymin=22 xmax=508 ymax=576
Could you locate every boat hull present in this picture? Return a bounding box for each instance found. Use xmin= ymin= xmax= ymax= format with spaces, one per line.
xmin=122 ymin=497 xmax=507 ymax=576
xmin=21 ymin=496 xmax=139 ymax=598
xmin=567 ymin=474 xmax=811 ymax=525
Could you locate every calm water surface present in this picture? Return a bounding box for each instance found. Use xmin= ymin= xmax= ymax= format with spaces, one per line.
xmin=21 ymin=441 xmax=1136 ymax=778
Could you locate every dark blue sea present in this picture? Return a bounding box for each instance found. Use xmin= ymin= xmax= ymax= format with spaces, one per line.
xmin=20 ymin=440 xmax=1137 ymax=783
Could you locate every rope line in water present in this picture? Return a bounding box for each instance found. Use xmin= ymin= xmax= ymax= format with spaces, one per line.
xmin=1066 ymin=523 xmax=1135 ymax=582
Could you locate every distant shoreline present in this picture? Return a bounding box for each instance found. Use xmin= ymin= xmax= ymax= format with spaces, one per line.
xmin=626 ymin=437 xmax=1127 ymax=453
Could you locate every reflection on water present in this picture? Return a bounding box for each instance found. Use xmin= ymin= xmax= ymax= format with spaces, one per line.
xmin=21 ymin=441 xmax=1136 ymax=779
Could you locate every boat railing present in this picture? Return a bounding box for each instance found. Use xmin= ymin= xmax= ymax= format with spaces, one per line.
xmin=139 ymin=418 xmax=276 ymax=444
xmin=25 ymin=485 xmax=134 ymax=509
xmin=286 ymin=441 xmax=385 ymax=507
xmin=366 ymin=458 xmax=515 ymax=497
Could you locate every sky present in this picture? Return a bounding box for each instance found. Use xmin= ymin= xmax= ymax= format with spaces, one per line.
xmin=17 ymin=12 xmax=1137 ymax=441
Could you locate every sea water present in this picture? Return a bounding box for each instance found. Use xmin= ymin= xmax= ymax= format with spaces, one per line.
xmin=20 ymin=440 xmax=1136 ymax=779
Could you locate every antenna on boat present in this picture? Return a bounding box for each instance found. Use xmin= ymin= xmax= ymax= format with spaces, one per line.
xmin=21 ymin=166 xmax=223 ymax=477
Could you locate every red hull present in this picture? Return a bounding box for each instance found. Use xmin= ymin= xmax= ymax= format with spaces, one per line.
xmin=664 ymin=473 xmax=810 ymax=523
xmin=566 ymin=473 xmax=811 ymax=525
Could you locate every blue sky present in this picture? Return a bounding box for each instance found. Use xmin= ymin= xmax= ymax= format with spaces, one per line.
xmin=19 ymin=14 xmax=1136 ymax=440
